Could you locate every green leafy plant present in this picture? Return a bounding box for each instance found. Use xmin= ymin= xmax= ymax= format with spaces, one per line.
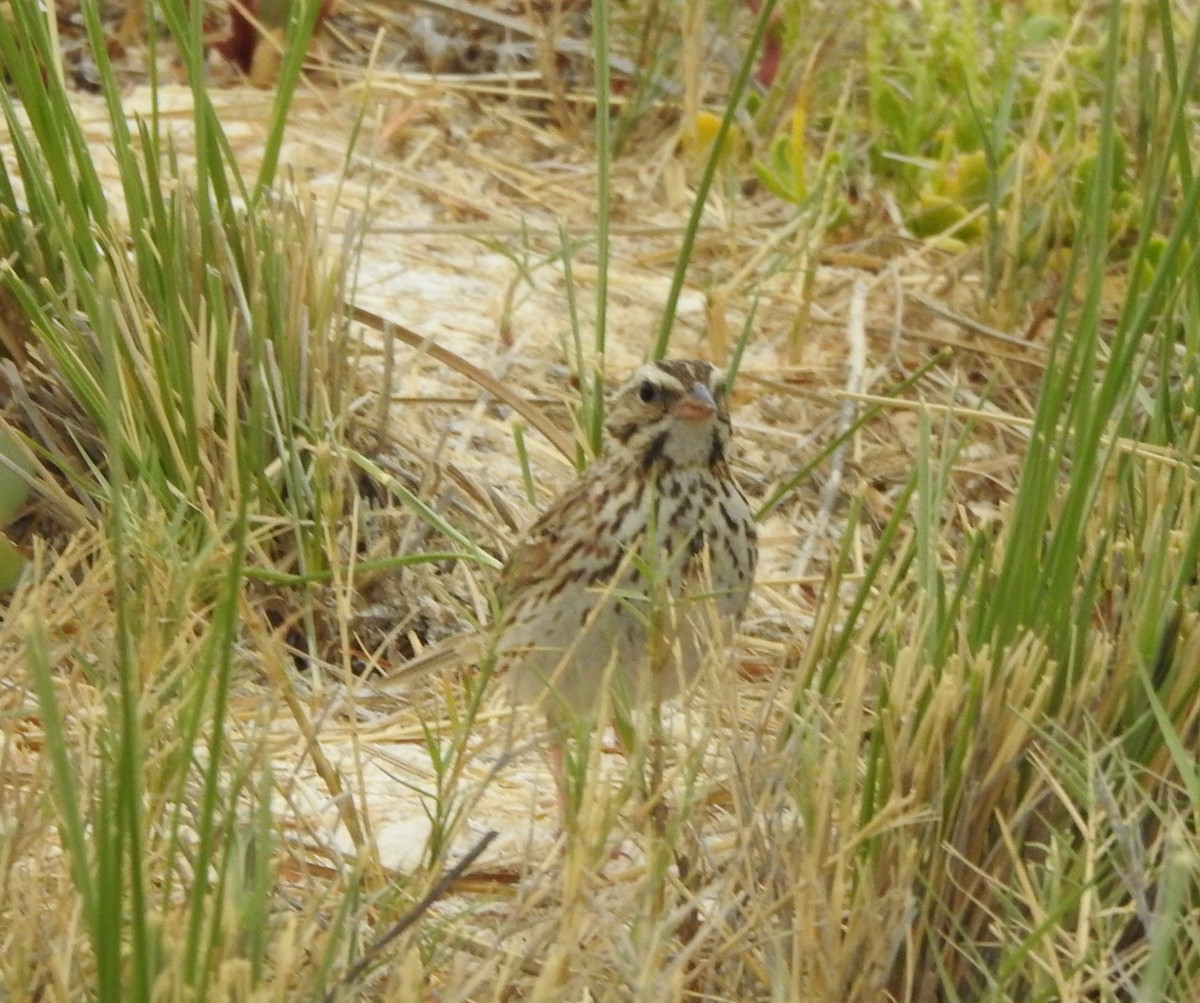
xmin=752 ymin=96 xmax=808 ymax=204
xmin=0 ymin=427 xmax=30 ymax=590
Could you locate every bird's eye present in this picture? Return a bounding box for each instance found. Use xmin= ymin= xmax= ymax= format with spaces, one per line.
xmin=638 ymin=380 xmax=658 ymax=404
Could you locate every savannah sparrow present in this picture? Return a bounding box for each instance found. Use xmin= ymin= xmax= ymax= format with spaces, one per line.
xmin=496 ymin=359 xmax=758 ymax=722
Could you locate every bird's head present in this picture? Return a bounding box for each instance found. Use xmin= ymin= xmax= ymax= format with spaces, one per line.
xmin=605 ymin=359 xmax=733 ymax=470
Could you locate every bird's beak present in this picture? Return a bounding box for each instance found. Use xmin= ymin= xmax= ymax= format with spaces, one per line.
xmin=671 ymin=382 xmax=717 ymax=422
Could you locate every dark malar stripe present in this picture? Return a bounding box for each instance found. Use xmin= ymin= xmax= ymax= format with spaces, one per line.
xmin=640 ymin=431 xmax=669 ymax=471
xmin=707 ymin=429 xmax=725 ymax=467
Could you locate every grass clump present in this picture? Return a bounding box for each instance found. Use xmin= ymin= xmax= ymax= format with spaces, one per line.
xmin=0 ymin=2 xmax=474 ymax=999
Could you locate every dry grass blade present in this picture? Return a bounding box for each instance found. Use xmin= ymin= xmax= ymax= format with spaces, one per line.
xmin=350 ymin=304 xmax=575 ymax=459
xmin=364 ymin=630 xmax=485 ymax=691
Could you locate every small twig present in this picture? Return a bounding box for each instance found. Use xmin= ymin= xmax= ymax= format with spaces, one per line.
xmin=322 ymin=829 xmax=499 ymax=1003
xmin=909 ymin=291 xmax=1048 ymax=354
xmin=790 ymin=279 xmax=867 ymax=579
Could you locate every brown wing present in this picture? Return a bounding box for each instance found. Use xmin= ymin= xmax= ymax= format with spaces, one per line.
xmin=494 ymin=470 xmax=603 ymax=604
xmin=495 ymin=531 xmax=555 ymax=602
